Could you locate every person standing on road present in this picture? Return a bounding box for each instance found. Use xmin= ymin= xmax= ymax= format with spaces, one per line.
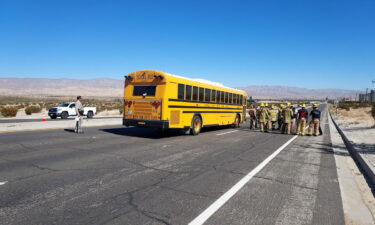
xmin=258 ymin=103 xmax=269 ymax=132
xmin=278 ymin=104 xmax=284 ymax=130
xmin=308 ymin=104 xmax=321 ymax=136
xmin=296 ymin=104 xmax=308 ymax=136
xmin=269 ymin=105 xmax=278 ymax=130
xmin=282 ymin=105 xmax=293 ymax=135
xmin=75 ymin=96 xmax=84 ymax=134
xmin=248 ymin=105 xmax=257 ymax=130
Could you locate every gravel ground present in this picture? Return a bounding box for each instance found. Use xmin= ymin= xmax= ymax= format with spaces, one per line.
xmin=331 ymin=106 xmax=375 ymax=175
xmin=332 ymin=107 xmax=375 ymax=146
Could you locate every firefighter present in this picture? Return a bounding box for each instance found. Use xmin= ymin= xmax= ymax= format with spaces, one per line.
xmin=269 ymin=105 xmax=278 ymax=130
xmin=308 ymin=104 xmax=321 ymax=136
xmin=282 ymin=105 xmax=294 ymax=134
xmin=290 ymin=105 xmax=298 ymax=134
xmin=258 ymin=103 xmax=269 ymax=132
xmin=278 ymin=104 xmax=284 ymax=130
xmin=248 ymin=105 xmax=257 ymax=129
xmin=296 ymin=104 xmax=308 ymax=135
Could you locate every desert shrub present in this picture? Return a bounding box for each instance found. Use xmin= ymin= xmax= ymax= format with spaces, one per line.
xmin=0 ymin=106 xmax=18 ymax=117
xmin=95 ymin=104 xmax=105 ymax=113
xmin=338 ymin=103 xmax=350 ymax=111
xmin=25 ymin=106 xmax=42 ymax=115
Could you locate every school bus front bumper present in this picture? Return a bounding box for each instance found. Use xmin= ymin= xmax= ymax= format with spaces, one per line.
xmin=123 ymin=118 xmax=169 ymax=129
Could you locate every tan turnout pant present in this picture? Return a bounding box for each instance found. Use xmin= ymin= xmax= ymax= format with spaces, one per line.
xmin=259 ymin=122 xmax=267 ymax=132
xmin=308 ymin=119 xmax=320 ymax=135
xmin=282 ymin=123 xmax=291 ymax=134
xmin=297 ymin=118 xmax=307 ymax=135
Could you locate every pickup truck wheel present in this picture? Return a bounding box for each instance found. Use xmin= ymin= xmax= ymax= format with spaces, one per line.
xmin=61 ymin=111 xmax=68 ymax=119
xmin=87 ymin=111 xmax=94 ymax=119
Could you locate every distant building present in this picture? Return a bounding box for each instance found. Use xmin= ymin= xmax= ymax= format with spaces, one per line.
xmin=359 ymin=90 xmax=375 ymax=102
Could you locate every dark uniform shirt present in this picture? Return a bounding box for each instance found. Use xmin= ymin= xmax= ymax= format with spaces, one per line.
xmin=310 ymin=109 xmax=321 ymax=119
xmin=297 ymin=108 xmax=308 ymax=120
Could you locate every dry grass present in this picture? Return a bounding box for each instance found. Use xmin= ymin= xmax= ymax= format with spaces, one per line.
xmin=335 ymin=107 xmax=375 ymax=128
xmin=337 ymin=107 xmax=373 ymax=120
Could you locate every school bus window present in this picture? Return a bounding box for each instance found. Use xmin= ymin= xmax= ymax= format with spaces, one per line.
xmin=186 ymin=85 xmax=192 ymax=100
xmin=193 ymin=86 xmax=198 ymax=101
xmin=199 ymin=88 xmax=204 ymax=102
xmin=224 ymin=92 xmax=228 ymax=103
xmin=229 ymin=93 xmax=233 ymax=104
xmin=235 ymin=94 xmax=238 ymax=105
xmin=212 ymin=90 xmax=216 ymax=102
xmin=178 ymin=84 xmax=185 ymax=100
xmin=233 ymin=94 xmax=236 ymax=105
xmin=217 ymin=91 xmax=221 ymax=103
xmin=205 ymin=89 xmax=211 ymax=102
xmin=133 ymin=85 xmax=156 ymax=96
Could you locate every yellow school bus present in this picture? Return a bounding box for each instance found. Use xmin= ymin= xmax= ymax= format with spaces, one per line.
xmin=123 ymin=70 xmax=249 ymax=135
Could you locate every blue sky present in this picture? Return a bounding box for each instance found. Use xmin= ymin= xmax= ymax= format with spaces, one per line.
xmin=0 ymin=0 xmax=374 ymax=90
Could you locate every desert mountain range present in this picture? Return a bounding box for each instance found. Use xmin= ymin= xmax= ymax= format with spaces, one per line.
xmin=0 ymin=78 xmax=359 ymax=100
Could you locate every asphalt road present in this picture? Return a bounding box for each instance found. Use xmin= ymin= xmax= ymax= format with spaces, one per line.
xmin=0 ymin=116 xmax=122 ymax=123
xmin=0 ymin=105 xmax=344 ymax=225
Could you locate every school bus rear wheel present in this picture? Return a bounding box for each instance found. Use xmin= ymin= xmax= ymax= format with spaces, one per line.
xmin=191 ymin=115 xmax=202 ymax=135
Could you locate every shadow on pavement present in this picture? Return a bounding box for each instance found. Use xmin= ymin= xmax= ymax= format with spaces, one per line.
xmin=64 ymin=129 xmax=76 ymax=133
xmin=100 ymin=125 xmax=234 ymax=139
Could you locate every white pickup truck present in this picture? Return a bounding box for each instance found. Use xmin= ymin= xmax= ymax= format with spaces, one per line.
xmin=48 ymin=102 xmax=96 ymax=119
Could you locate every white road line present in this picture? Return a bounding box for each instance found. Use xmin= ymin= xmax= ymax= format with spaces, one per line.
xmin=0 ymin=181 xmax=8 ymax=186
xmin=216 ymin=130 xmax=238 ymax=136
xmin=188 ymin=135 xmax=298 ymax=225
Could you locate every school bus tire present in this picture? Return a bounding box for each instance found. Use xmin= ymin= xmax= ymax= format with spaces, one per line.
xmin=190 ymin=115 xmax=202 ymax=135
